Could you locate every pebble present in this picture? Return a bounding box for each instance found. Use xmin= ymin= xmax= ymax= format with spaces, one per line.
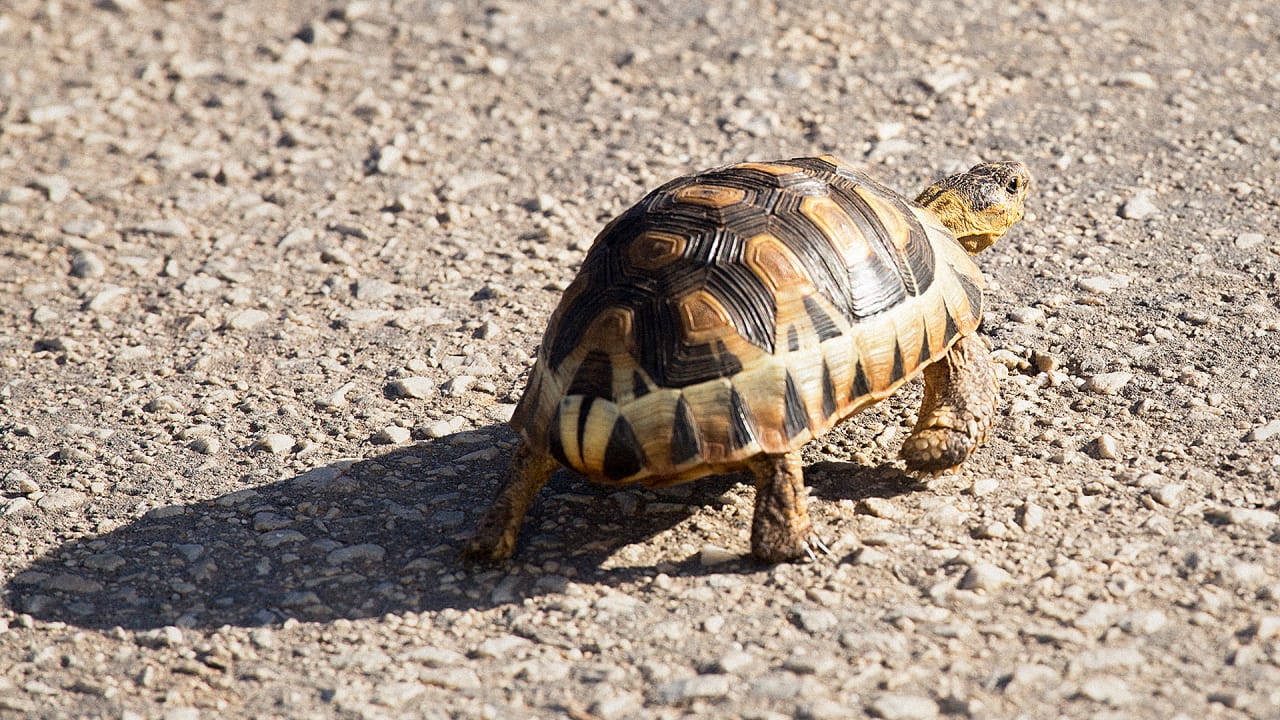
xmin=919 ymin=67 xmax=970 ymax=94
xmin=1252 ymin=616 xmax=1280 ymax=640
xmin=654 ymin=674 xmax=732 ymax=704
xmin=1246 ymin=419 xmax=1280 ymax=442
xmin=867 ymin=693 xmax=940 ymax=720
xmin=699 ymin=545 xmax=737 ymax=565
xmin=590 ymin=690 xmax=642 ymax=720
xmin=1008 ymin=306 xmax=1046 ymax=325
xmin=975 ymin=521 xmax=1008 ymax=539
xmin=419 ymin=667 xmax=481 ymax=690
xmin=33 ymin=175 xmax=72 ymax=203
xmin=1149 ymin=484 xmax=1184 ymax=507
xmin=858 ymin=497 xmax=903 ymax=519
xmin=748 ymin=672 xmax=801 ymax=699
xmin=1096 ymin=433 xmax=1119 ymax=459
xmin=442 ymin=375 xmax=476 ymax=396
xmin=1107 ymin=71 xmax=1157 ymax=89
xmin=69 ymin=252 xmax=106 ymax=279
xmin=1216 ymin=507 xmax=1277 ymax=529
xmin=1235 ymin=232 xmax=1266 ymax=250
xmin=371 ymin=681 xmax=425 ymax=708
xmin=181 ymin=276 xmax=223 ymax=294
xmin=374 ymin=426 xmax=411 ymax=444
xmin=136 ymin=219 xmax=191 ymax=237
xmin=251 ymin=434 xmax=295 ymax=454
xmin=1 ymin=186 xmax=40 ymax=204
xmin=1119 ymin=609 xmax=1168 ymax=635
xmin=959 ymin=562 xmax=1014 ymax=592
xmin=224 ymin=309 xmax=270 ymax=331
xmin=1077 ymin=274 xmax=1132 ymax=294
xmin=439 ymin=171 xmax=506 ymax=202
xmin=853 ymin=547 xmax=890 ymax=565
xmin=188 ymin=437 xmax=221 ymax=454
xmin=36 ymin=489 xmax=88 ymax=512
xmin=1119 ymin=190 xmax=1158 ymax=220
xmin=1082 ymin=372 xmax=1133 ymax=395
xmin=316 ymin=382 xmax=356 ymax=410
xmin=4 ymin=469 xmax=39 ymax=495
xmin=1078 ymin=676 xmax=1134 ymax=705
xmin=326 ymin=543 xmax=387 ymax=564
xmin=86 ymin=285 xmax=129 ymax=312
xmin=473 ymin=635 xmax=530 ymax=659
xmin=970 ymin=477 xmax=999 ymax=496
xmin=788 ymin=605 xmax=839 ymax=634
xmin=375 ymin=145 xmax=402 ymax=174
xmin=715 ymin=649 xmax=760 ymax=675
xmin=387 ymin=377 xmax=435 ymax=399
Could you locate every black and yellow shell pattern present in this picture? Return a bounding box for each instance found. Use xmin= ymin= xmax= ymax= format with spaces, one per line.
xmin=510 ymin=155 xmax=985 ymax=486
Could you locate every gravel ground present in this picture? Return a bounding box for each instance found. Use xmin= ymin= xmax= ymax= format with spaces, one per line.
xmin=2 ymin=1 xmax=1280 ymax=718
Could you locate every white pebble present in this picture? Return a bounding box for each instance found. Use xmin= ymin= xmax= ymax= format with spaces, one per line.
xmin=375 ymin=426 xmax=412 ymax=444
xmin=1119 ymin=190 xmax=1158 ymax=220
xmin=251 ymin=434 xmax=295 ymax=455
xmin=699 ymin=545 xmax=737 ymax=565
xmin=1082 ymin=372 xmax=1134 ymax=395
xmin=387 ymin=377 xmax=435 ymax=399
xmin=1096 ymin=433 xmax=1119 ymax=459
xmin=1008 ymin=306 xmax=1046 ymax=325
xmin=1149 ymin=484 xmax=1184 ymax=507
xmin=959 ymin=562 xmax=1014 ymax=591
xmin=224 ymin=309 xmax=270 ymax=331
xmin=1246 ymin=419 xmax=1280 ymax=442
xmin=867 ymin=693 xmax=939 ymax=720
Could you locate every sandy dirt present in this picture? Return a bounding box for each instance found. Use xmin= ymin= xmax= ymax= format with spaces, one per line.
xmin=2 ymin=1 xmax=1280 ymax=718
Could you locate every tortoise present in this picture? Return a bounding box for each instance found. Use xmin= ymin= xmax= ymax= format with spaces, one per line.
xmin=464 ymin=155 xmax=1030 ymax=563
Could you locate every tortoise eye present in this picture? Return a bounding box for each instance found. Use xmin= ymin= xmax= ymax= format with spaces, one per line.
xmin=1005 ymin=176 xmax=1022 ymax=194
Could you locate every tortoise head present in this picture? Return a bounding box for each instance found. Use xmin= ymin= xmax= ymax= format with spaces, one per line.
xmin=915 ymin=161 xmax=1031 ymax=254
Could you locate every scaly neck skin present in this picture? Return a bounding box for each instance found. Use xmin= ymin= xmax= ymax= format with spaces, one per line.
xmin=915 ymin=188 xmax=1003 ymax=254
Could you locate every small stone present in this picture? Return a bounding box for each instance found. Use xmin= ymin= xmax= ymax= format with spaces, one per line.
xmin=867 ymin=693 xmax=940 ymax=720
xmin=316 ymin=382 xmax=356 ymax=410
xmin=251 ymin=434 xmax=295 ymax=455
xmin=326 ymin=543 xmax=387 ymax=564
xmin=4 ymin=469 xmax=39 ymax=495
xmin=1078 ymin=676 xmax=1134 ymax=705
xmin=375 ymin=145 xmax=402 ymax=174
xmin=224 ymin=309 xmax=270 ymax=331
xmin=145 ymin=396 xmax=183 ymax=413
xmin=354 ymin=279 xmax=401 ymax=302
xmin=3 ymin=497 xmax=34 ymax=516
xmin=1077 ymin=274 xmax=1132 ymax=294
xmin=858 ymin=497 xmax=902 ymax=519
xmin=181 ymin=276 xmax=223 ymax=294
xmin=1013 ymin=502 xmax=1044 ymax=530
xmin=43 ymin=573 xmax=104 ymax=593
xmin=375 ymin=425 xmax=412 ymax=444
xmin=715 ymin=649 xmax=761 ymax=675
xmin=86 ymin=285 xmax=129 ymax=312
xmin=1095 ymin=433 xmax=1119 ymax=459
xmin=1006 ymin=663 xmax=1060 ymax=692
xmin=371 ymin=681 xmax=426 ymax=708
xmin=34 ymin=175 xmax=72 ymax=202
xmin=419 ymin=667 xmax=481 ymax=690
xmin=959 ymin=562 xmax=1014 ymax=592
xmin=1119 ymin=190 xmax=1158 ymax=220
xmin=1082 ymin=372 xmax=1134 ymax=395
xmin=342 ymin=308 xmax=393 ymax=326
xmin=970 ymin=477 xmax=999 ymax=496
xmin=320 ymin=245 xmax=354 ymax=264
xmin=439 ymin=171 xmax=506 ymax=202
xmin=473 ymin=635 xmax=531 ymax=659
xmin=83 ymin=553 xmax=126 ymax=573
xmin=387 ymin=377 xmax=435 ymax=399
xmin=788 ymin=605 xmax=839 ymax=634
xmin=1150 ymin=484 xmax=1184 ymax=507
xmin=36 ymin=489 xmax=88 ymax=512
xmin=69 ymin=252 xmax=106 ymax=279
xmin=1008 ymin=306 xmax=1046 ymax=325
xmin=136 ymin=219 xmax=191 ymax=237
xmin=1253 ymin=616 xmax=1280 ymax=640
xmin=1246 ymin=419 xmax=1280 ymax=442
xmin=1119 ymin=609 xmax=1168 ymax=635
xmin=442 ymin=375 xmax=476 ymax=396
xmin=975 ymin=521 xmax=1008 ymax=539
xmin=700 ymin=545 xmax=737 ymax=565
xmin=1235 ymin=232 xmax=1266 ymax=250
xmin=1107 ymin=71 xmax=1156 ymax=89
xmin=852 ymin=547 xmax=890 ymax=565
xmin=655 ymin=674 xmax=732 ymax=704
xmin=590 ymin=690 xmax=642 ymax=720
xmin=188 ymin=437 xmax=221 ymax=454
xmin=702 ymin=615 xmax=725 ymax=634
xmin=1219 ymin=507 xmax=1277 ymax=529
xmin=919 ymin=68 xmax=970 ymax=94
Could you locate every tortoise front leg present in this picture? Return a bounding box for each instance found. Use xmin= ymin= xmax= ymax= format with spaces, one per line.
xmin=748 ymin=450 xmax=827 ymax=563
xmin=461 ymin=440 xmax=558 ymax=564
xmin=900 ymin=332 xmax=999 ymax=473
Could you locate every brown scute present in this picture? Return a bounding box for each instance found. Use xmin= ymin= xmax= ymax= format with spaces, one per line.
xmin=510 ymin=155 xmax=989 ymax=485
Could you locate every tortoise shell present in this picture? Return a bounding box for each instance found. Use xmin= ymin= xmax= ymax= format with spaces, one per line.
xmin=509 ymin=155 xmax=985 ymax=486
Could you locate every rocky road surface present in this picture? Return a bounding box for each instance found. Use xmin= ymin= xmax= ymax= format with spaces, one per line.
xmin=2 ymin=1 xmax=1280 ymax=718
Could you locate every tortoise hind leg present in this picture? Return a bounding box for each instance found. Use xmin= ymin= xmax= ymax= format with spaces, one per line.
xmin=900 ymin=332 xmax=999 ymax=473
xmin=748 ymin=450 xmax=828 ymax=563
xmin=461 ymin=440 xmax=558 ymax=564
